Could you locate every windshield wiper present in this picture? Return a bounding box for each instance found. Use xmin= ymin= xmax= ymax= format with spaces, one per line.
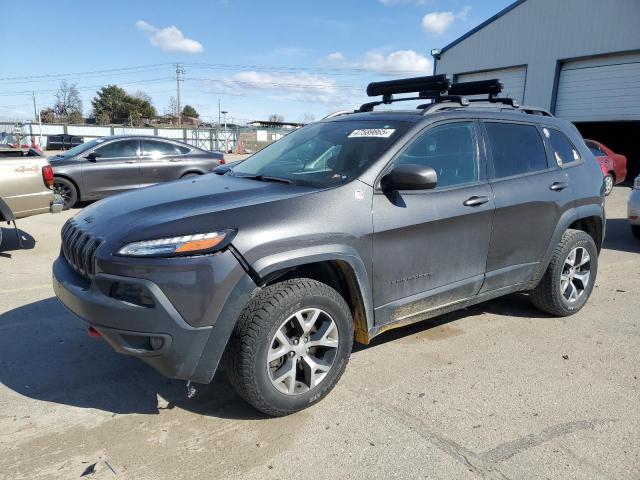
xmin=236 ymin=174 xmax=292 ymax=184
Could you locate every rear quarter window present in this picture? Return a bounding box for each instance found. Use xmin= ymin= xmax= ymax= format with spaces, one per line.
xmin=543 ymin=128 xmax=581 ymax=166
xmin=484 ymin=122 xmax=548 ymax=178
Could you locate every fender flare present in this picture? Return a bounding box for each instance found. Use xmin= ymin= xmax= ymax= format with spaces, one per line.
xmin=251 ymin=244 xmax=375 ymax=334
xmin=529 ymin=204 xmax=604 ymax=288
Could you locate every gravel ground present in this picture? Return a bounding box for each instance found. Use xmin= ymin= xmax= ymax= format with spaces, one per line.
xmin=0 ymin=185 xmax=638 ymax=480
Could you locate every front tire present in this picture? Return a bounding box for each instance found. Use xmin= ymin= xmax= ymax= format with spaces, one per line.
xmin=226 ymin=278 xmax=353 ymax=416
xmin=53 ymin=177 xmax=78 ymax=209
xmin=530 ymin=229 xmax=598 ymax=316
xmin=632 ymin=225 xmax=640 ymax=240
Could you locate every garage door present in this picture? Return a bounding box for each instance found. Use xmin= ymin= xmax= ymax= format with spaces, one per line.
xmin=554 ymin=52 xmax=640 ymax=121
xmin=455 ymin=66 xmax=526 ymax=103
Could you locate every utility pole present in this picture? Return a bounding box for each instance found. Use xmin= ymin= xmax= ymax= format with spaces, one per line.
xmin=218 ymin=99 xmax=221 ymax=150
xmin=221 ymin=110 xmax=228 ymax=153
xmin=32 ymin=92 xmax=42 ymax=149
xmin=175 ymin=63 xmax=185 ymax=126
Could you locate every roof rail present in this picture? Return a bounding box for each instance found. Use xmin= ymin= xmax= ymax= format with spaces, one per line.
xmin=322 ymin=110 xmax=354 ymax=120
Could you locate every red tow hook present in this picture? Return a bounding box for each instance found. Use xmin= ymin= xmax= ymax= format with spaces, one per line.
xmin=87 ymin=326 xmax=101 ymax=338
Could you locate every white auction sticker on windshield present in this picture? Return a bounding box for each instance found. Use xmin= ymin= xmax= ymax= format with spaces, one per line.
xmin=348 ymin=128 xmax=395 ymax=138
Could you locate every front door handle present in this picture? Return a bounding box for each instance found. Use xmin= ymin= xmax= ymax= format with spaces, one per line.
xmin=169 ymin=158 xmax=182 ymax=162
xmin=549 ymin=182 xmax=568 ymax=191
xmin=463 ymin=195 xmax=489 ymax=207
xmin=125 ymin=160 xmax=137 ymax=164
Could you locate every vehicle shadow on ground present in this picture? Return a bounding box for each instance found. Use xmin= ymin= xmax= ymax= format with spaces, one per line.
xmin=0 ymin=227 xmax=36 ymax=256
xmin=0 ymin=293 xmax=547 ymax=420
xmin=603 ymin=218 xmax=639 ymax=254
xmin=0 ymin=297 xmax=267 ymax=420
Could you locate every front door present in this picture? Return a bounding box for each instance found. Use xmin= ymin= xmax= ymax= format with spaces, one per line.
xmin=372 ymin=121 xmax=494 ymax=326
xmin=81 ymin=139 xmax=141 ymax=198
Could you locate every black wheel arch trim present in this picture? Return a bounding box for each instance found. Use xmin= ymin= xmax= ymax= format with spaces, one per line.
xmin=0 ymin=197 xmax=16 ymax=222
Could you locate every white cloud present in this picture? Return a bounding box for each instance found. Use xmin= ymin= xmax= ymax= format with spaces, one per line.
xmin=207 ymin=71 xmax=343 ymax=104
xmin=135 ymin=20 xmax=203 ymax=54
xmin=421 ymin=6 xmax=470 ymax=36
xmin=379 ymin=0 xmax=431 ymax=5
xmin=325 ymin=49 xmax=432 ymax=75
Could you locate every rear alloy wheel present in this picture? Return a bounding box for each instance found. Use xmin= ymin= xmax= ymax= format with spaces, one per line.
xmin=226 ymin=278 xmax=353 ymax=416
xmin=603 ymin=174 xmax=614 ymax=196
xmin=530 ymin=229 xmax=598 ymax=316
xmin=53 ymin=177 xmax=78 ymax=209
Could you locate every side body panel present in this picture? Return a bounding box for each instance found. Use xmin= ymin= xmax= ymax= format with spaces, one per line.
xmin=0 ymin=156 xmax=53 ymax=218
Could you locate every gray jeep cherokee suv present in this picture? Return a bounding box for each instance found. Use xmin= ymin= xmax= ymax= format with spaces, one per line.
xmin=53 ymin=75 xmax=605 ymax=416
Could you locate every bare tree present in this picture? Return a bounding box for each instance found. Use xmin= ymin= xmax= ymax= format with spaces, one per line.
xmin=133 ymin=90 xmax=153 ymax=104
xmin=268 ymin=113 xmax=284 ymax=123
xmin=165 ymin=96 xmax=178 ymax=117
xmin=302 ymin=112 xmax=316 ymax=124
xmin=53 ymin=81 xmax=83 ymax=123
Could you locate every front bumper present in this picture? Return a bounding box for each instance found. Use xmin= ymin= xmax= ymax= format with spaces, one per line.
xmin=52 ymin=255 xmax=256 ymax=383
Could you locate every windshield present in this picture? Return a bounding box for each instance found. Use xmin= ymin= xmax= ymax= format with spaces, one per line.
xmin=59 ymin=138 xmax=103 ymax=157
xmin=231 ymin=120 xmax=410 ymax=187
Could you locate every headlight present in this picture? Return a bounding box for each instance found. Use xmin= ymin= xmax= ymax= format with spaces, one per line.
xmin=634 ymin=176 xmax=640 ymax=189
xmin=116 ymin=230 xmax=235 ymax=257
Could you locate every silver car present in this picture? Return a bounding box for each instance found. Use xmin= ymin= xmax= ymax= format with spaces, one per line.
xmin=629 ymin=175 xmax=640 ymax=239
xmin=50 ymin=135 xmax=225 ymax=209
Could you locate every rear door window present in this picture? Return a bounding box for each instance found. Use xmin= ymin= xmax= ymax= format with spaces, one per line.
xmin=142 ymin=140 xmax=183 ymax=157
xmin=394 ymin=122 xmax=479 ymax=188
xmin=95 ymin=139 xmax=139 ymax=159
xmin=484 ymin=122 xmax=548 ymax=178
xmin=544 ymin=128 xmax=581 ymax=166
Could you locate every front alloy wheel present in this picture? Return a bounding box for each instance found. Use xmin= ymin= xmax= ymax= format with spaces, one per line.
xmin=267 ymin=308 xmax=339 ymax=395
xmin=226 ymin=278 xmax=353 ymax=416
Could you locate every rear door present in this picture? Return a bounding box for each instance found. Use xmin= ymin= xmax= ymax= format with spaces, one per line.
xmin=480 ymin=121 xmax=574 ymax=292
xmin=81 ymin=139 xmax=141 ymax=198
xmin=139 ymin=139 xmax=190 ymax=186
xmin=372 ymin=120 xmax=494 ymax=325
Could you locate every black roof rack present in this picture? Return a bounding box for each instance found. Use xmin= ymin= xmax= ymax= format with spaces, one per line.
xmin=356 ymin=74 xmax=550 ymax=117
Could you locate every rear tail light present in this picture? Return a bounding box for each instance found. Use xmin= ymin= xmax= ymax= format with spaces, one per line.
xmin=219 ymin=156 xmax=225 ymax=165
xmin=599 ymin=162 xmax=607 ymax=176
xmin=42 ymin=165 xmax=54 ymax=189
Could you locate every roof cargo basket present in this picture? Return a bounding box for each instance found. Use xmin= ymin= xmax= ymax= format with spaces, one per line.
xmin=355 ymin=74 xmax=551 ymax=116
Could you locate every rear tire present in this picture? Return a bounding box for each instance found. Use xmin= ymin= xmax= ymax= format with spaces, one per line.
xmin=226 ymin=278 xmax=353 ymax=416
xmin=53 ymin=177 xmax=78 ymax=210
xmin=603 ymin=174 xmax=614 ymax=196
xmin=632 ymin=225 xmax=640 ymax=240
xmin=530 ymin=229 xmax=598 ymax=316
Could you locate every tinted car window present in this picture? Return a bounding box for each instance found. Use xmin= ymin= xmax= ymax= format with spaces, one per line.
xmin=485 ymin=122 xmax=547 ymax=178
xmin=95 ymin=140 xmax=139 ymax=159
xmin=587 ymin=146 xmax=602 ymax=156
xmin=231 ymin=120 xmax=410 ymax=187
xmin=142 ymin=140 xmax=184 ymax=156
xmin=546 ymin=129 xmax=581 ymax=166
xmin=395 ymin=122 xmax=478 ymax=188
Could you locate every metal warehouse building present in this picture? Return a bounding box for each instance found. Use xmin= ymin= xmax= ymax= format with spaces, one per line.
xmin=433 ymin=0 xmax=640 ymax=178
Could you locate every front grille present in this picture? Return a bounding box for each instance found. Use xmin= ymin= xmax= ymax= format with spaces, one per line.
xmin=61 ymin=220 xmax=102 ymax=279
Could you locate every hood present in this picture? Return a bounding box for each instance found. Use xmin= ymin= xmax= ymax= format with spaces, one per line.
xmin=72 ymin=173 xmax=320 ymax=240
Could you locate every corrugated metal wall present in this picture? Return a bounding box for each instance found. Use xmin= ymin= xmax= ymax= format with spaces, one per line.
xmin=435 ymin=0 xmax=640 ymax=115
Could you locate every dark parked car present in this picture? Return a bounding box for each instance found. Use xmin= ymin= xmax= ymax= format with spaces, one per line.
xmin=50 ymin=135 xmax=225 ymax=208
xmin=46 ymin=134 xmax=84 ymax=151
xmin=585 ymin=139 xmax=627 ymax=195
xmin=52 ymin=75 xmax=605 ymax=416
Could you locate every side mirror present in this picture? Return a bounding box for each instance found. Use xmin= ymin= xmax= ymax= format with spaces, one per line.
xmin=85 ymin=152 xmax=100 ymax=161
xmin=381 ymin=164 xmax=437 ymax=191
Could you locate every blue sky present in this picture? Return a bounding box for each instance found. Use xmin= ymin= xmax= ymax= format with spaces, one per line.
xmin=0 ymin=0 xmax=513 ymax=124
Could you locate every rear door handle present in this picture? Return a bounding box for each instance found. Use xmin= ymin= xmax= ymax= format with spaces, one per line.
xmin=169 ymin=158 xmax=182 ymax=162
xmin=549 ymin=182 xmax=568 ymax=191
xmin=463 ymin=195 xmax=489 ymax=207
xmin=125 ymin=160 xmax=137 ymax=164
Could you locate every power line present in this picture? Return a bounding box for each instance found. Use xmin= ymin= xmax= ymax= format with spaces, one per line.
xmin=0 ymin=63 xmax=173 ymax=82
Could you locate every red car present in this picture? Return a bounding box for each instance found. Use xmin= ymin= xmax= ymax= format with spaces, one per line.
xmin=585 ymin=139 xmax=627 ymax=195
